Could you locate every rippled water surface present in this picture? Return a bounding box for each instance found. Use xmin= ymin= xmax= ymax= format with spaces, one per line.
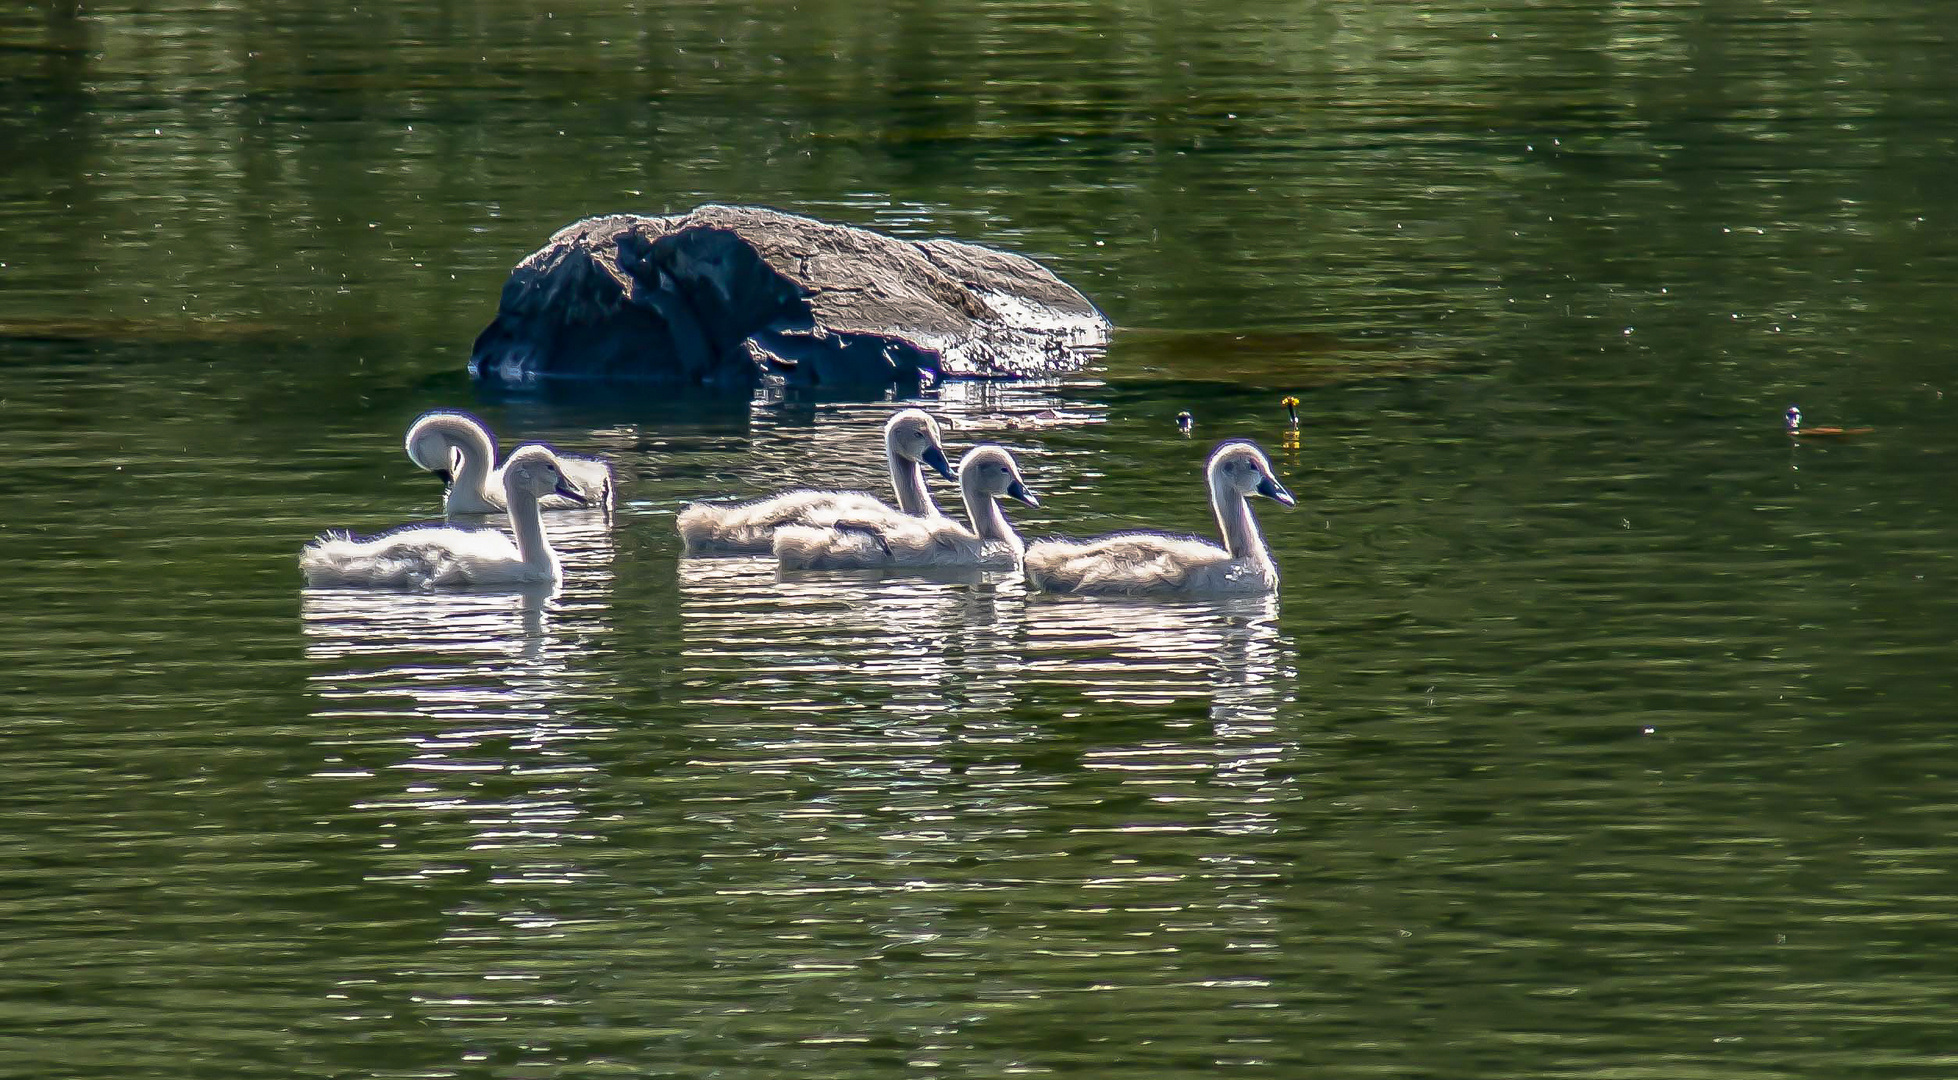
xmin=7 ymin=1 xmax=1958 ymax=1077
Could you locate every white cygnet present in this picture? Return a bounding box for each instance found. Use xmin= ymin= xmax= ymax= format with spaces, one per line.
xmin=773 ymin=444 xmax=1038 ymax=571
xmin=301 ymin=445 xmax=586 ymax=588
xmin=676 ymin=408 xmax=954 ymax=555
xmin=1023 ymin=440 xmax=1294 ymax=596
xmin=404 ymin=409 xmax=614 ymax=514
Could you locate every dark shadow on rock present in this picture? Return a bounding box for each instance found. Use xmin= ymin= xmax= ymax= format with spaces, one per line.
xmin=468 ymin=204 xmax=1111 ymax=391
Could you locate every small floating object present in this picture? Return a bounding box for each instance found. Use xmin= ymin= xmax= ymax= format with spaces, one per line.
xmin=1785 ymin=405 xmax=1873 ymax=438
xmin=1176 ymin=410 xmax=1194 ymax=437
xmin=1282 ymin=395 xmax=1300 ymax=429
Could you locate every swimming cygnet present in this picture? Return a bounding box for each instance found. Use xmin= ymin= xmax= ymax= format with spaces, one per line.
xmin=404 ymin=409 xmax=614 ymax=514
xmin=676 ymin=408 xmax=955 ymax=555
xmin=1024 ymin=440 xmax=1295 ymax=596
xmin=301 ymin=445 xmax=586 ymax=588
xmin=773 ymin=444 xmax=1039 ymax=571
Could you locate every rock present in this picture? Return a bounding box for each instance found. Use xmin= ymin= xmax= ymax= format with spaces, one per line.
xmin=468 ymin=204 xmax=1111 ymax=389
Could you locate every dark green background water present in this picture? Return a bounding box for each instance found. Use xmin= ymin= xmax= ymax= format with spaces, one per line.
xmin=6 ymin=2 xmax=1958 ymax=1077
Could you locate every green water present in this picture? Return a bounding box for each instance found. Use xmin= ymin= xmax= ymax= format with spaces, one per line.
xmin=7 ymin=2 xmax=1958 ymax=1077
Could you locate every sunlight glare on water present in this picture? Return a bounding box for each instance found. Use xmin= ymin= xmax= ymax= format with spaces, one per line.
xmin=5 ymin=0 xmax=1958 ymax=1077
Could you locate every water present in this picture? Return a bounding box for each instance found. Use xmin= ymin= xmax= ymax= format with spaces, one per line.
xmin=6 ymin=1 xmax=1958 ymax=1077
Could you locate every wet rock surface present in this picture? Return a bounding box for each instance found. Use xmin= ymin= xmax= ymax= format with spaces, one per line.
xmin=468 ymin=204 xmax=1111 ymax=389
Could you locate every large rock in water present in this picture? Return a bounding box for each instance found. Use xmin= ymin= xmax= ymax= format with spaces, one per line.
xmin=468 ymin=204 xmax=1111 ymax=388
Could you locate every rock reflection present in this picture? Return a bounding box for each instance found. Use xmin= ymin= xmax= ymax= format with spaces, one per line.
xmin=931 ymin=377 xmax=1108 ymax=434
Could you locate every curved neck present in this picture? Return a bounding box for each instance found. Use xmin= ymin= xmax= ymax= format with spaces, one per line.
xmin=504 ymin=487 xmax=558 ymax=572
xmin=888 ymin=445 xmax=936 ymax=516
xmin=443 ymin=422 xmax=498 ymax=501
xmin=1210 ymin=471 xmax=1268 ymax=563
xmin=961 ymin=474 xmax=1019 ymax=549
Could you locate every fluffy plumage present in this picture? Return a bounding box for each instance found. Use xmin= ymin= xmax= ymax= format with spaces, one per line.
xmin=677 ymin=408 xmax=954 ymax=555
xmin=773 ymin=444 xmax=1038 ymax=570
xmin=302 ymin=445 xmax=585 ymax=588
xmin=404 ymin=409 xmax=613 ymax=514
xmin=1024 ymin=440 xmax=1295 ymax=596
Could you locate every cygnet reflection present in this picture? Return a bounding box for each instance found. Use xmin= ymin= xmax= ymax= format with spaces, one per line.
xmin=301 ymin=503 xmax=614 ymax=666
xmin=1027 ymin=594 xmax=1299 ymax=866
xmin=301 ymin=576 xmax=616 ymax=792
xmin=303 ymin=580 xmax=560 ymax=671
xmin=677 ymin=556 xmax=1293 ymax=735
xmin=301 ymin=518 xmax=618 ymax=887
xmin=1020 ymin=593 xmax=1295 ymax=731
xmin=300 ymin=577 xmax=619 ymax=1031
xmin=678 ymin=557 xmax=1022 ymax=723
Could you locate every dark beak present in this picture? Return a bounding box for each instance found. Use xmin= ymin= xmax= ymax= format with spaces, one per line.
xmin=554 ymin=480 xmax=589 ymax=505
xmin=433 ymin=468 xmax=454 ymax=486
xmin=921 ymin=444 xmax=955 ymax=481
xmin=1256 ymin=475 xmax=1296 ymax=507
xmin=1006 ymin=478 xmax=1040 ymax=508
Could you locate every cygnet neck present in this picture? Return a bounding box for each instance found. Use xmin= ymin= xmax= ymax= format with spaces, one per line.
xmin=1209 ymin=464 xmax=1270 ymax=565
xmin=501 ymin=480 xmax=559 ymax=575
xmin=429 ymin=415 xmax=498 ymax=506
xmin=960 ymin=468 xmax=1020 ymax=549
xmin=888 ymin=441 xmax=937 ymax=517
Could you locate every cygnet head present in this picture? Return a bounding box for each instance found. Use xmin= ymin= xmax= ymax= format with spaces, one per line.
xmin=501 ymin=445 xmax=586 ymax=505
xmin=960 ymin=444 xmax=1039 ymax=507
xmin=1208 ymin=440 xmax=1295 ymax=507
xmin=886 ymin=408 xmax=955 ymax=481
xmin=405 ymin=409 xmax=493 ymax=485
